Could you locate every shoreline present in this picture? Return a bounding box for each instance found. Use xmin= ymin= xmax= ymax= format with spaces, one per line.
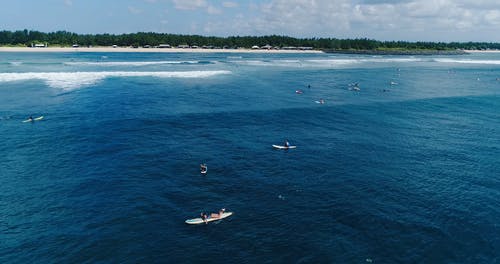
xmin=0 ymin=46 xmax=322 ymax=53
xmin=1 ymin=46 xmax=498 ymax=55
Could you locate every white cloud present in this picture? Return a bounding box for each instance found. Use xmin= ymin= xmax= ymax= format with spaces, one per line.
xmin=484 ymin=10 xmax=500 ymax=25
xmin=172 ymin=0 xmax=207 ymax=10
xmin=233 ymin=0 xmax=352 ymax=37
xmin=222 ymin=1 xmax=238 ymax=8
xmin=211 ymin=0 xmax=500 ymax=41
xmin=207 ymin=5 xmax=222 ymax=15
xmin=128 ymin=6 xmax=142 ymax=14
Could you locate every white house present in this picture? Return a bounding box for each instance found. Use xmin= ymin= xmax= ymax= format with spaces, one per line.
xmin=32 ymin=43 xmax=47 ymax=48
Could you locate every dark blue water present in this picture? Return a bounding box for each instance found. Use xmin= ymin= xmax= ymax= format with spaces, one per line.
xmin=1 ymin=52 xmax=499 ymax=263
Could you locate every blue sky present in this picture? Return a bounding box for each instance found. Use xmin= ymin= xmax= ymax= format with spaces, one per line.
xmin=2 ymin=0 xmax=500 ymax=41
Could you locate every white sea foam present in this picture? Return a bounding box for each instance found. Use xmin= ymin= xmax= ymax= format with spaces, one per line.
xmin=9 ymin=61 xmax=23 ymax=66
xmin=433 ymin=58 xmax=500 ymax=65
xmin=230 ymin=59 xmax=314 ymax=67
xmin=366 ymin=58 xmax=423 ymax=63
xmin=63 ymin=60 xmax=202 ymax=66
xmin=230 ymin=57 xmax=424 ymax=68
xmin=305 ymin=59 xmax=360 ymax=66
xmin=0 ymin=70 xmax=231 ymax=89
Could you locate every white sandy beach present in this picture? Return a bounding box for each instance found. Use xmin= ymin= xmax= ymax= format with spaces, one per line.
xmin=0 ymin=46 xmax=323 ymax=53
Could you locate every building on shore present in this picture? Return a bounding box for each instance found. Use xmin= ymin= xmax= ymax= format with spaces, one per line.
xmin=31 ymin=43 xmax=47 ymax=48
xmin=158 ymin=44 xmax=171 ymax=48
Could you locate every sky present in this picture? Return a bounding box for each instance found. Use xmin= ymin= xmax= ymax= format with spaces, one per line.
xmin=2 ymin=0 xmax=500 ymax=42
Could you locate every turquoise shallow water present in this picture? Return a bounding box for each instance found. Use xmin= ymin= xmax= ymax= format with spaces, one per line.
xmin=0 ymin=51 xmax=499 ymax=263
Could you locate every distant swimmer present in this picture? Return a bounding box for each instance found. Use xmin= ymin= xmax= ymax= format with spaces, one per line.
xmin=349 ymin=83 xmax=360 ymax=91
xmin=348 ymin=82 xmax=360 ymax=91
xmin=307 ymin=84 xmax=311 ymax=89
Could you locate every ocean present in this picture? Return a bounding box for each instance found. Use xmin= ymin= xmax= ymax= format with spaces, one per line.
xmin=0 ymin=51 xmax=499 ymax=263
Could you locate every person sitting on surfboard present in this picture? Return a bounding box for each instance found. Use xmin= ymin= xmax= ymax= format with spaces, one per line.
xmin=200 ymin=163 xmax=207 ymax=174
xmin=28 ymin=116 xmax=33 ymax=121
xmin=284 ymin=139 xmax=290 ymax=148
xmin=201 ymin=212 xmax=208 ymax=224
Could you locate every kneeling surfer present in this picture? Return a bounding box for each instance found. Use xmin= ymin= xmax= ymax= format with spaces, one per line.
xmin=200 ymin=163 xmax=207 ymax=174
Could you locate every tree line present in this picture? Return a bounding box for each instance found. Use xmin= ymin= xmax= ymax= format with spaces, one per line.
xmin=1 ymin=29 xmax=500 ymax=50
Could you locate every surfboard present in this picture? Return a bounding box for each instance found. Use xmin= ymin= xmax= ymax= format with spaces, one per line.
xmin=185 ymin=212 xmax=233 ymax=225
xmin=272 ymin=144 xmax=296 ymax=149
xmin=22 ymin=116 xmax=44 ymax=123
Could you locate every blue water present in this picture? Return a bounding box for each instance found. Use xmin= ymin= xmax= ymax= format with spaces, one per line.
xmin=1 ymin=51 xmax=499 ymax=263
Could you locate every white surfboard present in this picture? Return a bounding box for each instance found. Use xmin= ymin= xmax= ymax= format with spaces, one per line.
xmin=185 ymin=212 xmax=233 ymax=225
xmin=22 ymin=116 xmax=44 ymax=123
xmin=272 ymin=144 xmax=296 ymax=149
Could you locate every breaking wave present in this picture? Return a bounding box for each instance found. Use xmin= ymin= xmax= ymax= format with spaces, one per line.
xmin=9 ymin=61 xmax=23 ymax=66
xmin=229 ymin=57 xmax=425 ymax=68
xmin=63 ymin=60 xmax=210 ymax=66
xmin=433 ymin=58 xmax=500 ymax=65
xmin=0 ymin=70 xmax=231 ymax=89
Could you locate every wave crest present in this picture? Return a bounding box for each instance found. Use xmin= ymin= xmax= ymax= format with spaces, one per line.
xmin=0 ymin=70 xmax=231 ymax=89
xmin=63 ymin=60 xmax=206 ymax=66
xmin=433 ymin=58 xmax=500 ymax=65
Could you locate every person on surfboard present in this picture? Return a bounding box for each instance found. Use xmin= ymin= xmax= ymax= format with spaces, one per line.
xmin=201 ymin=212 xmax=208 ymax=224
xmin=200 ymin=163 xmax=207 ymax=174
xmin=209 ymin=208 xmax=226 ymax=219
xmin=284 ymin=139 xmax=290 ymax=148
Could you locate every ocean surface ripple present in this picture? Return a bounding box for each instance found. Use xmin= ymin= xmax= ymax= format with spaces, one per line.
xmin=0 ymin=51 xmax=499 ymax=263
